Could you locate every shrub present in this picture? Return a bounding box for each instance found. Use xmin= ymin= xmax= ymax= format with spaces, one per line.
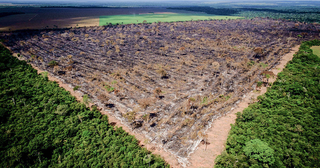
xmin=73 ymin=86 xmax=80 ymax=91
xmin=104 ymin=85 xmax=115 ymax=92
xmin=48 ymin=60 xmax=58 ymax=67
xmin=259 ymin=62 xmax=268 ymax=68
xmin=247 ymin=60 xmax=255 ymax=67
xmin=201 ymin=97 xmax=208 ymax=104
xmin=257 ymin=81 xmax=263 ymax=88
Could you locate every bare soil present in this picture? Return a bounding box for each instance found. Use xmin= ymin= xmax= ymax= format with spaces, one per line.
xmin=1 ymin=18 xmax=319 ymax=166
xmin=188 ymin=45 xmax=300 ymax=168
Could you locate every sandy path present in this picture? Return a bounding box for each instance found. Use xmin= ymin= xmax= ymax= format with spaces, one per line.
xmin=188 ymin=45 xmax=300 ymax=168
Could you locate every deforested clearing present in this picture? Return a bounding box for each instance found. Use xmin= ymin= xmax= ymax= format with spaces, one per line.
xmin=2 ymin=18 xmax=320 ymax=165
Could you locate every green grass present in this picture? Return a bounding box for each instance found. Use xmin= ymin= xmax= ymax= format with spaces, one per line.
xmin=99 ymin=13 xmax=243 ymax=25
xmin=311 ymin=46 xmax=320 ymax=57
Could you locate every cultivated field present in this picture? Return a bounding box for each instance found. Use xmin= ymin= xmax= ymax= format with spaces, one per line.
xmin=99 ymin=13 xmax=242 ymax=25
xmin=2 ymin=18 xmax=319 ymax=164
xmin=0 ymin=7 xmax=192 ymax=31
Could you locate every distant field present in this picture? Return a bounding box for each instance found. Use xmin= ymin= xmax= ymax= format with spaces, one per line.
xmin=99 ymin=13 xmax=243 ymax=25
xmin=1 ymin=7 xmax=207 ymax=31
xmin=311 ymin=46 xmax=320 ymax=57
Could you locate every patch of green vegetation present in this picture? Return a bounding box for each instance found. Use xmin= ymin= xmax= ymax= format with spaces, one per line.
xmin=104 ymin=85 xmax=115 ymax=92
xmin=225 ymin=95 xmax=231 ymax=101
xmin=48 ymin=60 xmax=58 ymax=67
xmin=99 ymin=13 xmax=243 ymax=25
xmin=257 ymin=81 xmax=263 ymax=88
xmin=259 ymin=62 xmax=268 ymax=68
xmin=311 ymin=46 xmax=320 ymax=57
xmin=189 ymin=97 xmax=196 ymax=102
xmin=247 ymin=60 xmax=255 ymax=67
xmin=111 ymin=80 xmax=117 ymax=85
xmin=0 ymin=44 xmax=168 ymax=167
xmin=73 ymin=85 xmax=81 ymax=91
xmin=201 ymin=96 xmax=208 ymax=104
xmin=215 ymin=40 xmax=320 ymax=168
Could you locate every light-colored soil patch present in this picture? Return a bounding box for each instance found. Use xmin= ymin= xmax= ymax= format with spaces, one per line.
xmin=188 ymin=45 xmax=300 ymax=168
xmin=311 ymin=46 xmax=320 ymax=57
xmin=51 ymin=17 xmax=100 ymax=28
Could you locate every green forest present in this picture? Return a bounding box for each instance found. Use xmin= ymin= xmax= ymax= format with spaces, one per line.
xmin=215 ymin=40 xmax=320 ymax=167
xmin=0 ymin=44 xmax=168 ymax=167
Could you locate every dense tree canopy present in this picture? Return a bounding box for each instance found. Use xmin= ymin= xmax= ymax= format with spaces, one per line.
xmin=215 ymin=40 xmax=320 ymax=167
xmin=0 ymin=44 xmax=168 ymax=167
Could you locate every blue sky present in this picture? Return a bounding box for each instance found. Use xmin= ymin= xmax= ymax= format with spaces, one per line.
xmin=3 ymin=0 xmax=319 ymax=2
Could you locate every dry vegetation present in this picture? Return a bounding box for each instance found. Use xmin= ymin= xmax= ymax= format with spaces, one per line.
xmin=2 ymin=18 xmax=319 ymax=163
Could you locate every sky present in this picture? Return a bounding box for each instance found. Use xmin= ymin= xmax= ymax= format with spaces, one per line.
xmin=3 ymin=0 xmax=320 ymax=2
xmin=1 ymin=0 xmax=320 ymax=6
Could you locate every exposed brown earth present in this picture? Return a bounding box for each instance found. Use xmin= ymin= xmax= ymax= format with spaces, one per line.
xmin=1 ymin=18 xmax=319 ymax=166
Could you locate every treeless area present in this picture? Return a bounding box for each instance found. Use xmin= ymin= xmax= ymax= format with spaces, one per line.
xmin=188 ymin=45 xmax=300 ymax=168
